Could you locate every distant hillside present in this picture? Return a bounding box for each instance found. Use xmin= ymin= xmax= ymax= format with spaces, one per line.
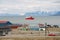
xmin=0 ymin=13 xmax=20 ymax=16
xmin=24 ymin=11 xmax=60 ymax=16
xmin=0 ymin=11 xmax=60 ymax=16
xmin=52 ymin=11 xmax=60 ymax=16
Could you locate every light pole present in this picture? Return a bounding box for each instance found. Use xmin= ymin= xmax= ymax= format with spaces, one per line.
xmin=45 ymin=23 xmax=47 ymax=36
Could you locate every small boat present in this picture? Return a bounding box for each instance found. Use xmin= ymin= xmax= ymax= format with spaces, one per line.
xmin=25 ymin=16 xmax=34 ymax=20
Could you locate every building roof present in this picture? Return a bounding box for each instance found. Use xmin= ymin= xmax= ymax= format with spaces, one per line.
xmin=0 ymin=21 xmax=9 ymax=23
xmin=38 ymin=23 xmax=45 ymax=28
xmin=0 ymin=21 xmax=12 ymax=27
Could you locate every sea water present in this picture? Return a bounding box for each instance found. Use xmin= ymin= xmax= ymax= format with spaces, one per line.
xmin=0 ymin=16 xmax=60 ymax=27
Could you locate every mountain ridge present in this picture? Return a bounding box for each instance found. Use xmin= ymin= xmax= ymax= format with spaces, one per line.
xmin=0 ymin=11 xmax=60 ymax=16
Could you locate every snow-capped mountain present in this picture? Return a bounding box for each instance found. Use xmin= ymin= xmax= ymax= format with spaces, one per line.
xmin=52 ymin=11 xmax=60 ymax=16
xmin=24 ymin=11 xmax=60 ymax=16
xmin=0 ymin=11 xmax=60 ymax=16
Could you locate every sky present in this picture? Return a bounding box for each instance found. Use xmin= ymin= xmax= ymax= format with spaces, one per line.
xmin=0 ymin=0 xmax=60 ymax=15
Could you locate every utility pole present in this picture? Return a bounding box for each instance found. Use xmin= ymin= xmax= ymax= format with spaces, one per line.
xmin=45 ymin=23 xmax=47 ymax=36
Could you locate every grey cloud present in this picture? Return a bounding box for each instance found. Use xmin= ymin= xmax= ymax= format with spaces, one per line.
xmin=0 ymin=0 xmax=21 ymax=5
xmin=0 ymin=0 xmax=60 ymax=15
xmin=54 ymin=1 xmax=60 ymax=3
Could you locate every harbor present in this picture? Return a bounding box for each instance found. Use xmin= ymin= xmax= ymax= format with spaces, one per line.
xmin=0 ymin=16 xmax=60 ymax=40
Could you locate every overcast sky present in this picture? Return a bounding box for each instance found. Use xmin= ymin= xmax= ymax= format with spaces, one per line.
xmin=0 ymin=0 xmax=60 ymax=15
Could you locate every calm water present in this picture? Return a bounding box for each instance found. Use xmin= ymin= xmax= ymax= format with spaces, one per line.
xmin=0 ymin=16 xmax=60 ymax=27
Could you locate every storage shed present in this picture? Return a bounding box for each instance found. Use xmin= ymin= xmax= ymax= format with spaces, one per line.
xmin=0 ymin=21 xmax=12 ymax=26
xmin=0 ymin=20 xmax=19 ymax=36
xmin=0 ymin=21 xmax=12 ymax=36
